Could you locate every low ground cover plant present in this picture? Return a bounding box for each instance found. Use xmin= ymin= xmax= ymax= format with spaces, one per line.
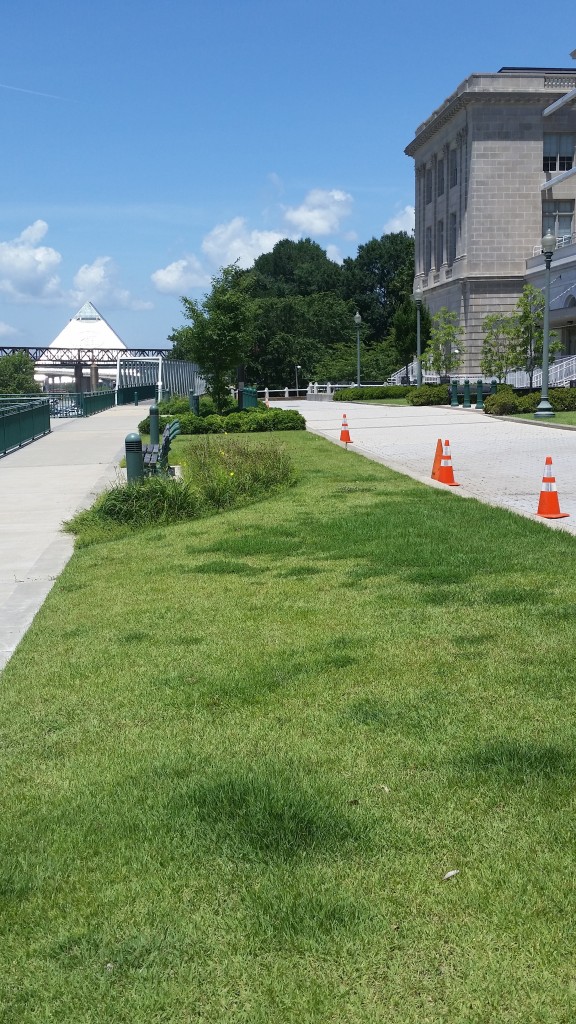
xmin=65 ymin=435 xmax=297 ymax=543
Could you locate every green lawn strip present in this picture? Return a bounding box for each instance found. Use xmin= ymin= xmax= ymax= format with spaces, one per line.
xmin=514 ymin=412 xmax=576 ymax=427
xmin=2 ymin=431 xmax=576 ymax=1022
xmin=349 ymin=398 xmax=409 ymax=406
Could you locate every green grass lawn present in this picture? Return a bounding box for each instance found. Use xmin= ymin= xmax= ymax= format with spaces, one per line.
xmin=2 ymin=431 xmax=576 ymax=1022
xmin=515 ymin=411 xmax=576 ymax=427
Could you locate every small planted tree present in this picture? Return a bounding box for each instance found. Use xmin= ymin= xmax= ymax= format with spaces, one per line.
xmin=506 ymin=283 xmax=561 ymax=389
xmin=169 ymin=265 xmax=254 ymax=412
xmin=480 ymin=313 xmax=519 ymax=382
xmin=422 ymin=307 xmax=464 ymax=376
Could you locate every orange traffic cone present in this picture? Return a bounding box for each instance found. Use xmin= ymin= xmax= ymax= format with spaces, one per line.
xmin=431 ymin=438 xmax=443 ymax=480
xmin=436 ymin=439 xmax=460 ymax=486
xmin=536 ymin=456 xmax=569 ymax=519
xmin=340 ymin=413 xmax=352 ymax=446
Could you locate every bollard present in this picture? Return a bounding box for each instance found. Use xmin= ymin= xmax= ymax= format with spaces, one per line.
xmin=125 ymin=433 xmax=144 ymax=483
xmin=149 ymin=404 xmax=160 ymax=446
xmin=284 ymin=387 xmax=289 ymax=398
xmin=189 ymin=391 xmax=199 ymax=415
xmin=450 ymin=380 xmax=459 ymax=407
xmin=476 ymin=380 xmax=484 ymax=410
xmin=134 ymin=390 xmax=139 ymax=406
xmin=490 ymin=379 xmax=497 ymax=395
xmin=463 ymin=379 xmax=471 ymax=408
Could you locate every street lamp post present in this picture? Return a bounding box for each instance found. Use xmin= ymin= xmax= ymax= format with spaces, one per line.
xmin=354 ymin=311 xmax=362 ymax=387
xmin=534 ymin=230 xmax=557 ymax=419
xmin=295 ymin=364 xmax=301 ymax=398
xmin=413 ymin=282 xmax=423 ymax=387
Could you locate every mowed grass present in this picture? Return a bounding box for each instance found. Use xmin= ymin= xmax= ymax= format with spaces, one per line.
xmin=2 ymin=431 xmax=576 ymax=1022
xmin=515 ymin=411 xmax=576 ymax=427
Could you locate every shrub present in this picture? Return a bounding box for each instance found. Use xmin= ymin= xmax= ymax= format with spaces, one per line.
xmin=139 ymin=409 xmax=305 ymax=436
xmin=484 ymin=389 xmax=519 ymax=415
xmin=406 ymin=385 xmax=450 ymax=406
xmin=158 ymin=396 xmax=190 ymax=415
xmin=333 ymin=385 xmax=410 ymax=402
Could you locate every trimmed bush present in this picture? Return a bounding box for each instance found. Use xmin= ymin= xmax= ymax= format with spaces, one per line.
xmin=333 ymin=385 xmax=410 ymax=401
xmin=138 ymin=408 xmax=306 ymax=436
xmin=406 ymin=385 xmax=450 ymax=406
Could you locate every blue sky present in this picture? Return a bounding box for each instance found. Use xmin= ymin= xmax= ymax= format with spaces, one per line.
xmin=0 ymin=0 xmax=573 ymax=349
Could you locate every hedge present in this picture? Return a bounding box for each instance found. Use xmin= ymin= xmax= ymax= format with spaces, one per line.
xmin=406 ymin=385 xmax=450 ymax=406
xmin=333 ymin=385 xmax=410 ymax=401
xmin=138 ymin=408 xmax=306 ymax=435
xmin=484 ymin=387 xmax=576 ymax=416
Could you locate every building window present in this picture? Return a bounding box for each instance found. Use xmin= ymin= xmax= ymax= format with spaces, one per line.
xmin=437 ymin=158 xmax=444 ymax=196
xmin=449 ymin=149 xmax=458 ymax=188
xmin=449 ymin=213 xmax=457 ymax=263
xmin=426 ymin=168 xmax=432 ymax=204
xmin=542 ymin=200 xmax=574 ymax=242
xmin=425 ymin=227 xmax=432 ymax=272
xmin=436 ymin=220 xmax=444 ymax=268
xmin=543 ymin=134 xmax=576 ymax=173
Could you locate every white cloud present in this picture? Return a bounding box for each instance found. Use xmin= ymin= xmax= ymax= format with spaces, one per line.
xmin=72 ymin=256 xmax=152 ymax=310
xmin=201 ymin=217 xmax=284 ymax=269
xmin=284 ymin=189 xmax=353 ymax=235
xmin=326 ymin=244 xmax=343 ymax=264
xmin=151 ymin=255 xmax=210 ymax=295
xmin=383 ymin=205 xmax=415 ymax=234
xmin=0 ymin=321 xmax=19 ymax=338
xmin=0 ymin=220 xmax=63 ymax=302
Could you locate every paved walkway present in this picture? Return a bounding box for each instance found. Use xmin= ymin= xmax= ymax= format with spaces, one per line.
xmin=0 ymin=404 xmax=146 ymax=670
xmin=280 ymin=399 xmax=576 ymax=536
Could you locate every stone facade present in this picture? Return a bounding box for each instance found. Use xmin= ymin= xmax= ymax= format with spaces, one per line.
xmin=405 ymin=68 xmax=576 ymax=374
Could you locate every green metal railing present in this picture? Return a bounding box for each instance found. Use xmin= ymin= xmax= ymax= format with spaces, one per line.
xmin=0 ymin=399 xmax=51 ymax=457
xmin=116 ymin=384 xmax=157 ymax=405
xmin=82 ymin=390 xmax=116 ymax=416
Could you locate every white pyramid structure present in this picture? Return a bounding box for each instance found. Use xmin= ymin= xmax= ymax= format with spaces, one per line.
xmin=45 ymin=301 xmax=127 ymax=352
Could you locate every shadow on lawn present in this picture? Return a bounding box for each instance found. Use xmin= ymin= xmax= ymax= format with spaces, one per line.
xmin=458 ymin=739 xmax=576 ymax=781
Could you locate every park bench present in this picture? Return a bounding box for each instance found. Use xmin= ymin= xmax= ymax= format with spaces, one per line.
xmin=142 ymin=419 xmax=180 ymax=475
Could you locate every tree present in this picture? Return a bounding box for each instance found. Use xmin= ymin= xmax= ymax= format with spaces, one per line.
xmin=168 ymin=265 xmax=253 ymax=411
xmin=389 ymin=297 xmax=432 ymax=381
xmin=422 ymin=307 xmax=464 ymax=376
xmin=341 ymin=232 xmax=415 ymax=342
xmin=0 ymin=352 xmax=41 ymax=394
xmin=247 ymin=238 xmax=342 ymax=298
xmin=480 ymin=313 xmax=519 ymax=382
xmin=506 ymin=283 xmax=561 ymax=389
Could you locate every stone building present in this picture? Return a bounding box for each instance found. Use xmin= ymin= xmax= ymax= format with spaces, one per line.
xmin=405 ymin=65 xmax=576 ymax=375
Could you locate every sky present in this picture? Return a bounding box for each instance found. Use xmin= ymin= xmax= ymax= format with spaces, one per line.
xmin=0 ymin=0 xmax=574 ymax=350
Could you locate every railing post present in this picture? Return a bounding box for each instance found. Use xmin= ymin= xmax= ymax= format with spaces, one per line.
xmin=125 ymin=433 xmax=144 ymax=483
xmin=149 ymin=404 xmax=159 ymax=445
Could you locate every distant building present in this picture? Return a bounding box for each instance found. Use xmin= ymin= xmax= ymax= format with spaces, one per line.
xmin=405 ymin=65 xmax=576 ymax=375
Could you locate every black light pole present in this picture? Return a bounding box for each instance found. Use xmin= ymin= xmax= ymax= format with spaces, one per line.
xmin=354 ymin=311 xmax=362 ymax=387
xmin=534 ymin=230 xmax=556 ymax=419
xmin=413 ymin=281 xmax=423 ymax=387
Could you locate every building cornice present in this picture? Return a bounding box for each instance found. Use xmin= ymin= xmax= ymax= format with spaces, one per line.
xmin=405 ymin=81 xmax=576 ymax=156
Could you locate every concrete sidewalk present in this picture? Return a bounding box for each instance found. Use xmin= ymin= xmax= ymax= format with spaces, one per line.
xmin=279 ymin=399 xmax=576 ymax=536
xmin=0 ymin=403 xmax=146 ymax=670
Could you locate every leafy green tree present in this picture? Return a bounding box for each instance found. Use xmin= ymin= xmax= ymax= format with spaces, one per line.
xmin=422 ymin=307 xmax=464 ymax=376
xmin=247 ymin=238 xmax=342 ymax=298
xmin=480 ymin=313 xmax=519 ymax=382
xmin=389 ymin=297 xmax=432 ymax=380
xmin=168 ymin=265 xmax=253 ymax=412
xmin=341 ymin=232 xmax=415 ymax=342
xmin=506 ymin=283 xmax=561 ymax=389
xmin=0 ymin=352 xmax=41 ymax=394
